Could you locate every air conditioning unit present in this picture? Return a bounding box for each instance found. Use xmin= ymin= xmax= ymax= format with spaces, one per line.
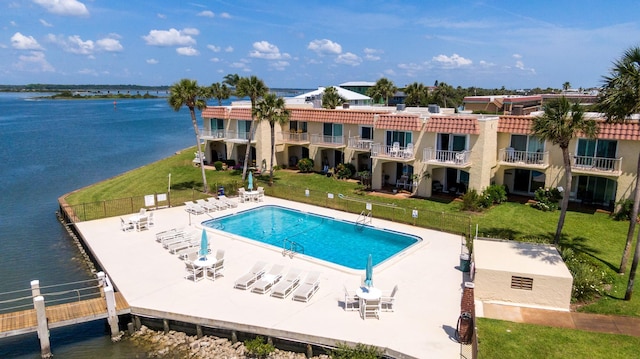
xmin=342 ymin=103 xmax=350 ymax=109
xmin=396 ymin=104 xmax=406 ymax=111
xmin=428 ymin=104 xmax=440 ymax=113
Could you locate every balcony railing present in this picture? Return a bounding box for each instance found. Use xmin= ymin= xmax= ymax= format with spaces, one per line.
xmin=224 ymin=130 xmax=254 ymax=142
xmin=347 ymin=137 xmax=373 ymax=151
xmin=499 ymin=148 xmax=549 ymax=166
xmin=199 ymin=128 xmax=226 ymax=140
xmin=422 ymin=148 xmax=471 ymax=166
xmin=571 ymin=155 xmax=622 ymax=174
xmin=310 ymin=134 xmax=344 ymax=146
xmin=371 ymin=143 xmax=414 ymax=159
xmin=280 ymin=131 xmax=309 ymax=143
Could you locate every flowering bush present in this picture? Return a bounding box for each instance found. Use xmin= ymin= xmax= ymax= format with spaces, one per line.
xmin=531 ymin=187 xmax=563 ymax=211
xmin=296 ymin=158 xmax=314 ymax=172
xmin=561 ymin=248 xmax=614 ymax=302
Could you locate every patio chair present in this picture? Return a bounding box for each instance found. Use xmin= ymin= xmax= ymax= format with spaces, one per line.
xmin=390 ymin=142 xmax=400 ymax=157
xmin=196 ymin=199 xmax=217 ymax=213
xmin=139 ymin=208 xmax=147 ymax=216
xmin=184 ymin=261 xmax=204 ymax=282
xmin=343 ymin=285 xmax=359 ymax=311
xmin=360 ymin=298 xmax=381 ymax=319
xmin=403 ymin=143 xmax=414 ymax=158
xmin=147 ymin=211 xmax=155 ymax=227
xmin=271 ymin=268 xmax=302 ymax=299
xmin=206 ymin=249 xmax=226 ymax=280
xmin=184 ymin=201 xmax=205 ymax=215
xmin=178 ymin=248 xmax=201 ymax=261
xmin=234 ymin=261 xmax=267 ymax=290
xmin=120 ymin=217 xmax=134 ymax=232
xmin=292 ymin=271 xmax=321 ymax=302
xmin=380 ymin=285 xmax=398 ymax=312
xmin=136 ymin=216 xmax=149 ymax=232
xmin=251 ymin=264 xmax=284 ymax=294
xmin=238 ymin=188 xmax=246 ymax=203
xmin=256 ymin=186 xmax=265 ymax=202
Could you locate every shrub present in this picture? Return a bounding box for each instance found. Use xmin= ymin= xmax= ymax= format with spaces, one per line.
xmin=244 ymin=336 xmax=275 ymax=358
xmin=213 ymin=161 xmax=224 ymax=171
xmin=335 ymin=163 xmax=353 ymax=179
xmin=561 ymin=248 xmax=614 ymax=302
xmin=461 ymin=189 xmax=484 ymax=212
xmin=483 ymin=184 xmax=507 ymax=205
xmin=330 ymin=342 xmax=382 ymax=359
xmin=611 ymin=198 xmax=635 ymax=221
xmin=297 ymin=158 xmax=314 ymax=172
xmin=531 ymin=187 xmax=562 ymax=212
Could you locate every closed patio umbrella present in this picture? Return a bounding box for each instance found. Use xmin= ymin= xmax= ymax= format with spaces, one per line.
xmin=364 ymin=254 xmax=373 ymax=287
xmin=248 ymin=171 xmax=254 ymax=190
xmin=199 ymin=229 xmax=209 ymax=259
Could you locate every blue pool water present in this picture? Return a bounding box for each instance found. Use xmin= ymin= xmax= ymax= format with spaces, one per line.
xmin=202 ymin=205 xmax=420 ymax=269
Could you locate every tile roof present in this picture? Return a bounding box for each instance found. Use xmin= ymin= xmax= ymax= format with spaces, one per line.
xmin=375 ymin=114 xmax=422 ymax=131
xmin=288 ymin=108 xmax=381 ymax=124
xmin=202 ymin=107 xmax=228 ymax=119
xmin=498 ymin=116 xmax=534 ymax=134
xmin=229 ymin=108 xmax=253 ymax=120
xmin=595 ymin=120 xmax=640 ymax=140
xmin=424 ymin=116 xmax=480 ymax=135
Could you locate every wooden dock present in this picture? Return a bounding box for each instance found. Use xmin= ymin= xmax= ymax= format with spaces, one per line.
xmin=0 ymin=292 xmax=130 ymax=338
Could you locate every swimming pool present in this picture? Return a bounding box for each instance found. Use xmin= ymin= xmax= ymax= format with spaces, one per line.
xmin=202 ymin=205 xmax=420 ymax=270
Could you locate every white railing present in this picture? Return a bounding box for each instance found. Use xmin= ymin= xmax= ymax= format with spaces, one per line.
xmin=310 ymin=134 xmax=344 ymax=146
xmin=371 ymin=143 xmax=414 ymax=159
xmin=200 ymin=128 xmax=226 ymax=139
xmin=225 ymin=130 xmax=253 ymax=141
xmin=499 ymin=148 xmax=549 ymax=166
xmin=347 ymin=137 xmax=373 ymax=150
xmin=280 ymin=131 xmax=309 ymax=143
xmin=422 ymin=148 xmax=471 ymax=165
xmin=571 ymin=155 xmax=622 ymax=173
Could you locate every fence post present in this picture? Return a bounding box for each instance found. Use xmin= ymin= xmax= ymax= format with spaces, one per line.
xmin=104 ymin=286 xmax=120 ymax=339
xmin=34 ymin=295 xmax=52 ymax=358
xmin=31 ymin=280 xmax=40 ymax=297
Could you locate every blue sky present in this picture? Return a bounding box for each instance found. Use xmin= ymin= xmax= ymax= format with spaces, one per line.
xmin=2 ymin=0 xmax=640 ymax=89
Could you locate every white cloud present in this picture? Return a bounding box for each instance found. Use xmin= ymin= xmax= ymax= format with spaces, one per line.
xmin=14 ymin=51 xmax=54 ymax=72
xmin=219 ymin=12 xmax=231 ymax=19
xmin=210 ymin=57 xmax=220 ymax=62
xmin=197 ymin=10 xmax=214 ymax=18
xmin=207 ymin=44 xmax=221 ymax=52
xmin=182 ymin=28 xmax=200 ymax=36
xmin=64 ymin=35 xmax=94 ymax=54
xmin=364 ymin=48 xmax=382 ymax=61
xmin=307 ymin=39 xmax=342 ymax=55
xmin=513 ymin=53 xmax=522 ymax=59
xmin=398 ymin=62 xmax=423 ymax=76
xmin=157 ymin=13 xmax=166 ymax=19
xmin=249 ymin=41 xmax=290 ymax=60
xmin=96 ymin=37 xmax=123 ymax=52
xmin=384 ymin=69 xmax=396 ymax=76
xmin=269 ymin=61 xmax=289 ymax=70
xmin=224 ymin=46 xmax=234 ymax=52
xmin=32 ymin=0 xmax=89 ymax=17
xmin=479 ymin=60 xmax=494 ymax=67
xmin=142 ymin=28 xmax=197 ymax=46
xmin=176 ymin=46 xmax=199 ymax=56
xmin=11 ymin=32 xmax=43 ymax=50
xmin=335 ymin=52 xmax=361 ymax=66
xmin=431 ymin=53 xmax=472 ymax=68
xmin=78 ymin=68 xmax=98 ymax=76
xmin=146 ymin=58 xmax=159 ymax=64
xmin=39 ymin=19 xmax=53 ymax=27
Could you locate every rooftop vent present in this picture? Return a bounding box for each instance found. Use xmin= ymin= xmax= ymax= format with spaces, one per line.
xmin=342 ymin=103 xmax=350 ymax=109
xmin=396 ymin=104 xmax=406 ymax=111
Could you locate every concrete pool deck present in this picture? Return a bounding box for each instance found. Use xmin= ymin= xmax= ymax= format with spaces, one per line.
xmin=75 ymin=196 xmax=465 ymax=358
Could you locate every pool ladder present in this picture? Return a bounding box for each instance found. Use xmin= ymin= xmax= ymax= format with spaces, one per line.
xmin=282 ymin=239 xmax=304 ymax=258
xmin=355 ymin=210 xmax=372 ymax=229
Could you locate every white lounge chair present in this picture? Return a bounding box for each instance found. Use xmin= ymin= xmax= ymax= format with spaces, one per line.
xmin=360 ymin=298 xmax=381 ymax=319
xmin=271 ymin=268 xmax=302 ymax=299
xmin=120 ymin=217 xmax=134 ymax=232
xmin=381 ymin=285 xmax=398 ymax=312
xmin=234 ymin=261 xmax=267 ymax=290
xmin=184 ymin=261 xmax=204 ymax=282
xmin=168 ymin=237 xmax=199 ymax=254
xmin=218 ymin=196 xmax=238 ymax=208
xmin=343 ymin=285 xmax=359 ymax=311
xmin=156 ymin=227 xmax=185 ymax=243
xmin=292 ymin=271 xmax=321 ymax=302
xmin=252 ymin=264 xmax=284 ymax=294
xmin=196 ymin=199 xmax=217 ymax=213
xmin=184 ymin=201 xmax=205 ymax=215
xmin=206 ymin=250 xmax=225 ymax=281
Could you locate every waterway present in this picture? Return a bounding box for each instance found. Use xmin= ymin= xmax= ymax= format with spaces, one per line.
xmin=0 ymin=92 xmax=204 ymax=358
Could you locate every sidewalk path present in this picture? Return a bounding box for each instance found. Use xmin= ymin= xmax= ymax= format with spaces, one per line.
xmin=480 ymin=303 xmax=640 ymax=337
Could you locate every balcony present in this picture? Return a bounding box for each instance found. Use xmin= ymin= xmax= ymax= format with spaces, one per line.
xmin=571 ymin=155 xmax=623 ymax=176
xmin=280 ymin=131 xmax=310 ymax=144
xmin=422 ymin=148 xmax=472 ymax=167
xmin=224 ymin=130 xmax=254 ymax=143
xmin=310 ymin=134 xmax=344 ymax=148
xmin=371 ymin=143 xmax=415 ymax=161
xmin=347 ymin=137 xmax=373 ymax=151
xmin=200 ymin=128 xmax=226 ymax=140
xmin=499 ymin=148 xmax=549 ymax=168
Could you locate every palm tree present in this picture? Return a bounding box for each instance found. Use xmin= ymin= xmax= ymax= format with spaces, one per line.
xmin=562 ymin=82 xmax=571 ymax=92
xmin=597 ymin=46 xmax=640 ymax=299
xmin=254 ymin=93 xmax=290 ymax=185
xmin=366 ymin=78 xmax=397 ymax=106
xmin=433 ymin=82 xmax=456 ymax=108
xmin=322 ymin=86 xmax=346 ymax=109
xmin=404 ymin=82 xmax=427 ymax=106
xmin=235 ymin=75 xmax=268 ymax=180
xmin=168 ymin=79 xmax=209 ymax=193
xmin=532 ymin=96 xmax=598 ymax=245
xmin=209 ymin=82 xmax=231 ymax=106
xmin=223 ymin=73 xmax=240 ymax=88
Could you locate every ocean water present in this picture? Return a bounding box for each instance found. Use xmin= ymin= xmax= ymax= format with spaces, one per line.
xmin=0 ymin=93 xmax=199 ymax=358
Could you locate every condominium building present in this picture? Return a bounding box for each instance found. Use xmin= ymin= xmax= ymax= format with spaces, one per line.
xmin=200 ymin=103 xmax=638 ymax=207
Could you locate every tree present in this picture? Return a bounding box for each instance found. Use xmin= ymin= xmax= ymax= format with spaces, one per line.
xmin=532 ymin=96 xmax=598 ymax=245
xmin=404 ymin=82 xmax=427 ymax=106
xmin=235 ymin=76 xmax=268 ymax=180
xmin=168 ymin=79 xmax=209 ymax=192
xmin=321 ymin=86 xmax=346 ymax=109
xmin=208 ymin=82 xmax=231 ymax=106
xmin=254 ymin=93 xmax=290 ymax=185
xmin=223 ymin=73 xmax=240 ymax=88
xmin=563 ymin=82 xmax=571 ymax=91
xmin=597 ymin=46 xmax=640 ymax=299
xmin=366 ymin=78 xmax=397 ymax=106
xmin=433 ymin=82 xmax=456 ymax=108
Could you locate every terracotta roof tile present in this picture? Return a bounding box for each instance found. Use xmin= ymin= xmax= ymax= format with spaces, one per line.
xmin=498 ymin=116 xmax=534 ymax=134
xmin=596 ymin=120 xmax=640 ymax=140
xmin=424 ymin=116 xmax=480 ymax=135
xmin=288 ymin=108 xmax=381 ymax=124
xmin=229 ymin=108 xmax=253 ymax=120
xmin=202 ymin=107 xmax=228 ymax=118
xmin=375 ymin=114 xmax=421 ymax=131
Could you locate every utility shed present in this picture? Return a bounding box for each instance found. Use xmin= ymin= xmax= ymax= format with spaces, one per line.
xmin=473 ymin=239 xmax=573 ymax=311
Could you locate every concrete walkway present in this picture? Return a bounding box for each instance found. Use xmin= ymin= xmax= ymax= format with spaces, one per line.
xmin=479 ymin=302 xmax=640 ymax=337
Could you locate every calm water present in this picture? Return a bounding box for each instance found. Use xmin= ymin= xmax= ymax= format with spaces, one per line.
xmin=0 ymin=93 xmax=197 ymax=358
xmin=203 ymin=206 xmax=419 ymax=269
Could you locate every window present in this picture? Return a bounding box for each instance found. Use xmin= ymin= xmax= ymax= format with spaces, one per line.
xmin=238 ymin=120 xmax=251 ymax=139
xmin=323 ymin=123 xmax=342 ymax=137
xmin=577 ymin=139 xmax=617 ymax=159
xmin=437 ymin=133 xmax=466 ymax=151
xmin=510 ymin=135 xmax=544 ymax=152
xmin=209 ymin=118 xmax=224 ymax=130
xmin=289 ymin=121 xmax=307 ymax=133
xmin=511 ymin=276 xmax=533 ymax=290
xmin=386 ymin=131 xmax=412 ymax=147
xmin=360 ymin=126 xmax=373 ymax=140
